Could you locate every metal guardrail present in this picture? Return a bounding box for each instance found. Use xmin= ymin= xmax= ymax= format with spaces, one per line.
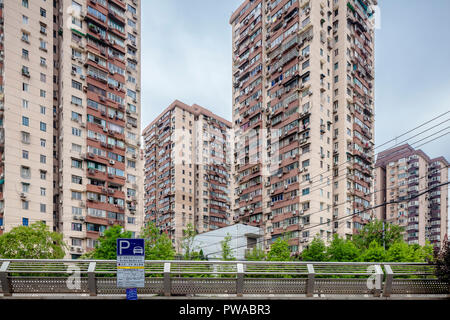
xmin=0 ymin=260 xmax=448 ymax=297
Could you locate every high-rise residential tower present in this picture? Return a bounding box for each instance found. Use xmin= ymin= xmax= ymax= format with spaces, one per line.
xmin=374 ymin=144 xmax=448 ymax=249
xmin=0 ymin=0 xmax=142 ymax=259
xmin=230 ymin=0 xmax=376 ymax=253
xmin=142 ymin=100 xmax=232 ymax=251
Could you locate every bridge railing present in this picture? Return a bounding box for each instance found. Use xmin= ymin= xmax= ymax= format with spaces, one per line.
xmin=0 ymin=259 xmax=448 ymax=297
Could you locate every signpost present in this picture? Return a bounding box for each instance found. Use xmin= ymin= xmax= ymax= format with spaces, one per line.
xmin=117 ymin=239 xmax=145 ymax=300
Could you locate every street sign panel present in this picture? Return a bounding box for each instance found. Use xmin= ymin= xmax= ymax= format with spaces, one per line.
xmin=117 ymin=239 xmax=145 ymax=289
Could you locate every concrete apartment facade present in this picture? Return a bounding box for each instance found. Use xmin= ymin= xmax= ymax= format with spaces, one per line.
xmin=374 ymin=144 xmax=449 ymax=248
xmin=0 ymin=0 xmax=142 ymax=259
xmin=230 ymin=0 xmax=376 ymax=253
xmin=143 ymin=100 xmax=233 ymax=251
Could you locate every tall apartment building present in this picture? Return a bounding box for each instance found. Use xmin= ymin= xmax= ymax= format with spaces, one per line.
xmin=0 ymin=0 xmax=142 ymax=259
xmin=230 ymin=0 xmax=376 ymax=253
xmin=142 ymin=100 xmax=232 ymax=250
xmin=374 ymin=144 xmax=448 ymax=248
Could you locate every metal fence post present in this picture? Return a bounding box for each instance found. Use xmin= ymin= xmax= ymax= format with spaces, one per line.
xmin=163 ymin=262 xmax=171 ymax=296
xmin=373 ymin=265 xmax=383 ymax=297
xmin=0 ymin=261 xmax=11 ymax=296
xmin=383 ymin=265 xmax=393 ymax=297
xmin=306 ymin=264 xmax=315 ymax=297
xmin=236 ymin=263 xmax=244 ymax=297
xmin=87 ymin=262 xmax=97 ymax=296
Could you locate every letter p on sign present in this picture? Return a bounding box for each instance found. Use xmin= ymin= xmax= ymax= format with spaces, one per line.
xmin=118 ymin=239 xmax=130 ymax=255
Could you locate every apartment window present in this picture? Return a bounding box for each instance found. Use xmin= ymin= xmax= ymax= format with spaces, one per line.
xmin=22 ymin=183 xmax=30 ymax=193
xmin=22 ymin=0 xmax=29 ymax=8
xmin=40 ymin=106 xmax=46 ymax=114
xmin=22 ymin=49 xmax=29 ymax=60
xmin=71 ymin=95 xmax=82 ymax=106
xmin=72 ymin=143 xmax=82 ymax=153
xmin=40 ymin=73 xmax=46 ymax=83
xmin=22 ymin=32 xmax=30 ymax=43
xmin=72 ymin=127 xmax=82 ymax=136
xmin=40 ymin=204 xmax=46 ymax=213
xmin=127 ymin=160 xmax=136 ymax=169
xmin=40 ymin=90 xmax=46 ymax=97
xmin=72 ymin=191 xmax=82 ymax=200
xmin=40 ymin=155 xmax=46 ymax=164
xmin=40 ymin=139 xmax=46 ymax=147
xmin=40 ymin=188 xmax=46 ymax=196
xmin=22 ymin=83 xmax=29 ymax=92
xmin=40 ymin=122 xmax=47 ymax=132
xmin=127 ymin=4 xmax=136 ymax=14
xmin=72 ymin=48 xmax=82 ymax=59
xmin=72 ymin=175 xmax=82 ymax=184
xmin=72 ymin=80 xmax=82 ymax=90
xmin=40 ymin=170 xmax=46 ymax=180
xmin=40 ymin=8 xmax=47 ymax=18
xmin=22 ymin=201 xmax=29 ymax=210
xmin=71 ymin=111 xmax=81 ymax=121
xmin=23 ymin=15 xmax=29 ymax=24
xmin=22 ymin=116 xmax=29 ymax=126
xmin=22 ymin=150 xmax=29 ymax=159
xmin=72 ymin=223 xmax=82 ymax=231
xmin=71 ymin=159 xmax=82 ymax=169
xmin=40 ymin=57 xmax=47 ymax=67
xmin=40 ymin=40 xmax=47 ymax=51
xmin=22 ymin=131 xmax=30 ymax=143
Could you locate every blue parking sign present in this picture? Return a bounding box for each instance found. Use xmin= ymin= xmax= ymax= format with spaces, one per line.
xmin=117 ymin=239 xmax=145 ymax=289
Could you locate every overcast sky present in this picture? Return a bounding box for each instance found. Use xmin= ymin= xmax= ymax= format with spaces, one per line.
xmin=141 ymin=0 xmax=449 ymax=161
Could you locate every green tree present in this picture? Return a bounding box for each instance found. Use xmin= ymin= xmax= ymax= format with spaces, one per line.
xmin=301 ymin=235 xmax=328 ymax=261
xmin=89 ymin=225 xmax=132 ymax=260
xmin=361 ymin=240 xmax=386 ymax=262
xmin=220 ymin=233 xmax=235 ymax=261
xmin=245 ymin=246 xmax=266 ymax=261
xmin=178 ymin=223 xmax=200 ymax=260
xmin=267 ymin=238 xmax=291 ymax=261
xmin=0 ymin=222 xmax=66 ymax=259
xmin=139 ymin=222 xmax=175 ymax=260
xmin=327 ymin=235 xmax=361 ymax=262
xmin=434 ymin=239 xmax=450 ymax=283
xmin=353 ymin=219 xmax=403 ymax=250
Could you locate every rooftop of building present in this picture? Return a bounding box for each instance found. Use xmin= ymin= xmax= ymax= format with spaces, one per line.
xmin=375 ymin=143 xmax=449 ymax=168
xmin=142 ymin=100 xmax=232 ymax=135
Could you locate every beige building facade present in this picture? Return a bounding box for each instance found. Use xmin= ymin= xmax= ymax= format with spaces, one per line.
xmin=143 ymin=101 xmax=232 ymax=251
xmin=374 ymin=144 xmax=448 ymax=248
xmin=0 ymin=0 xmax=142 ymax=259
xmin=230 ymin=0 xmax=376 ymax=253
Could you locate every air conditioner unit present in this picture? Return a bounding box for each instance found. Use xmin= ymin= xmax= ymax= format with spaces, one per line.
xmin=109 ymin=160 xmax=115 ymax=165
xmin=20 ymin=193 xmax=27 ymax=199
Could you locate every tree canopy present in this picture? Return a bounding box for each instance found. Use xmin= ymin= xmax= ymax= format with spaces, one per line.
xmin=220 ymin=233 xmax=235 ymax=261
xmin=267 ymin=238 xmax=292 ymax=261
xmin=352 ymin=219 xmax=404 ymax=250
xmin=0 ymin=222 xmax=66 ymax=259
xmin=139 ymin=222 xmax=175 ymax=260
